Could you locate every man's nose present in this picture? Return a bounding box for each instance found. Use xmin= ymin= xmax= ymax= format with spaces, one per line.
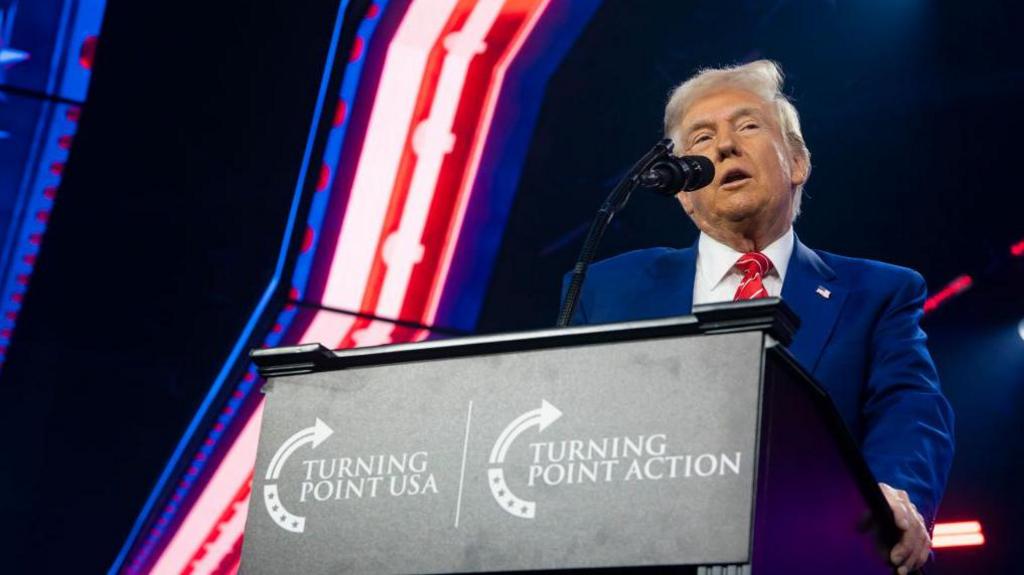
xmin=716 ymin=129 xmax=739 ymax=159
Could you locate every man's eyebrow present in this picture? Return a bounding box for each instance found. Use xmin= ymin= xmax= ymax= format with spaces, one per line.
xmin=683 ymin=106 xmax=764 ymax=137
xmin=728 ymin=107 xmax=763 ymax=122
xmin=683 ymin=119 xmax=716 ymax=136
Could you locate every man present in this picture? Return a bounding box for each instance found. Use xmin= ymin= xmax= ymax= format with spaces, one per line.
xmin=564 ymin=60 xmax=953 ymax=574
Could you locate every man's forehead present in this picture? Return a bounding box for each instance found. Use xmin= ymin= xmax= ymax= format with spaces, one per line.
xmin=680 ymin=89 xmax=771 ymax=131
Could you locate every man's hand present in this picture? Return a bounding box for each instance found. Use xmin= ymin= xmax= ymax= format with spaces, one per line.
xmin=879 ymin=482 xmax=931 ymax=574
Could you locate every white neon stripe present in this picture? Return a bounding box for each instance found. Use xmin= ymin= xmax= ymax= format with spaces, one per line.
xmin=422 ymin=0 xmax=549 ymax=327
xmin=150 ymin=403 xmax=264 ymax=575
xmin=352 ymin=0 xmax=506 ymax=347
xmin=933 ymin=521 xmax=982 ymax=535
xmin=317 ymin=0 xmax=460 ymax=317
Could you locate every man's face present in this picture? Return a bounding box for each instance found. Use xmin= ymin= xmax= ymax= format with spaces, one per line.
xmin=674 ymin=88 xmax=807 ymax=240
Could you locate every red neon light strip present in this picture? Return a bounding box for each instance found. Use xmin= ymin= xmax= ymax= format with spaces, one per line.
xmin=932 ymin=520 xmax=985 ymax=549
xmin=423 ymin=0 xmax=549 ymax=329
xmin=338 ymin=0 xmax=480 ymax=349
xmin=361 ymin=0 xmax=507 ymax=330
xmin=303 ymin=0 xmax=461 ymax=348
xmin=934 ymin=520 xmax=982 ymax=535
xmin=923 ymin=274 xmax=972 ymax=315
xmin=403 ymin=0 xmax=547 ymax=334
xmin=345 ymin=0 xmax=548 ymax=348
xmin=933 ymin=533 xmax=985 ymax=548
xmin=921 ymin=236 xmax=1022 ymax=316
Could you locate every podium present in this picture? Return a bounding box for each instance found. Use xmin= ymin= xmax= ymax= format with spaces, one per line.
xmin=241 ymin=300 xmax=900 ymax=574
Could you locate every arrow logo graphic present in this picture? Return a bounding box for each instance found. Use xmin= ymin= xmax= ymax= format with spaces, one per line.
xmin=263 ymin=418 xmax=334 ymax=533
xmin=487 ymin=400 xmax=562 ymax=519
xmin=489 ymin=400 xmax=561 ymax=464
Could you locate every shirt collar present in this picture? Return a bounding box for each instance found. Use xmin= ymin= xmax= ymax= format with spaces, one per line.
xmin=697 ymin=226 xmax=795 ymax=289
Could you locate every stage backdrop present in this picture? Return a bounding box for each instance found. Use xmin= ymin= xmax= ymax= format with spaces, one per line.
xmin=0 ymin=1 xmax=1020 ymax=574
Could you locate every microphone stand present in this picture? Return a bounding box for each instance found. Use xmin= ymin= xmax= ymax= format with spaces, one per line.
xmin=556 ymin=139 xmax=675 ymax=327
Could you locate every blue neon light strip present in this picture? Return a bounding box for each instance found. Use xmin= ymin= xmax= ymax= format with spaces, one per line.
xmin=108 ymin=2 xmax=354 ymax=572
xmin=57 ymin=0 xmax=106 ymax=102
xmin=0 ymin=101 xmax=77 ymax=368
xmin=0 ymin=0 xmax=107 ymax=374
xmin=290 ymin=0 xmax=391 ymax=301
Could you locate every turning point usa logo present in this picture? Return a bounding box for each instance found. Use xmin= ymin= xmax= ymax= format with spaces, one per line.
xmin=262 ymin=419 xmax=438 ymax=533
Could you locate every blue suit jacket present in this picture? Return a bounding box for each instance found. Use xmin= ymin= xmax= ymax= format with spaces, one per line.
xmin=564 ymin=237 xmax=954 ymax=524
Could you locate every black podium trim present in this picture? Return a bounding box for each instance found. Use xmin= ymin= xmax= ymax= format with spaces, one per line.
xmin=251 ymin=299 xmax=799 ymax=378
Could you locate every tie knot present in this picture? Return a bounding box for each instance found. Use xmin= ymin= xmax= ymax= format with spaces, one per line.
xmin=735 ymin=252 xmax=773 ymax=276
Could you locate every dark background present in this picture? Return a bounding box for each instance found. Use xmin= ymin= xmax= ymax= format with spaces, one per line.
xmin=2 ymin=0 xmax=1022 ymax=573
xmin=0 ymin=0 xmax=339 ymax=569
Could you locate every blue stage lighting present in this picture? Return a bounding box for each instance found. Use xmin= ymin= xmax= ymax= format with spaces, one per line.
xmin=1018 ymin=318 xmax=1024 ymax=342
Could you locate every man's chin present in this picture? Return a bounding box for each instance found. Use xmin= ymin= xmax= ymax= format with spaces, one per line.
xmin=716 ymin=205 xmax=762 ymax=224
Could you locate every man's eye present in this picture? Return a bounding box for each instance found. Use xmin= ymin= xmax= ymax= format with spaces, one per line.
xmin=740 ymin=123 xmax=759 ymax=131
xmin=693 ymin=134 xmax=711 ymax=144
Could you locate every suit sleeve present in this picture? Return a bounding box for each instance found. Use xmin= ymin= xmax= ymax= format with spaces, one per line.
xmin=860 ymin=270 xmax=955 ymax=527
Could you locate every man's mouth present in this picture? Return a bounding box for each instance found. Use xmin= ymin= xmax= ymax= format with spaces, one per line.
xmin=720 ymin=168 xmax=752 ymax=189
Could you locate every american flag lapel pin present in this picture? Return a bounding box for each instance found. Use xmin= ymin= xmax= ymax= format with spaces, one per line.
xmin=816 ymin=286 xmax=831 ymax=299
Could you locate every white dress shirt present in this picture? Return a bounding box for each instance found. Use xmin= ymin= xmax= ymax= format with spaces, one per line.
xmin=692 ymin=227 xmax=795 ymax=306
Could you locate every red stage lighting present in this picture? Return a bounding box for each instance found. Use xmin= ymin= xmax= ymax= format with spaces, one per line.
xmin=933 ymin=520 xmax=985 ymax=549
xmin=923 ymin=274 xmax=973 ymax=315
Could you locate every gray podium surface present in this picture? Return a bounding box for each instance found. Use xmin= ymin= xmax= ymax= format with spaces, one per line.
xmin=242 ymin=330 xmax=765 ymax=574
xmin=240 ymin=302 xmax=899 ymax=575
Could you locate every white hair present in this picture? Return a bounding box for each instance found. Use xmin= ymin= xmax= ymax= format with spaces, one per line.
xmin=663 ymin=60 xmax=811 ymax=219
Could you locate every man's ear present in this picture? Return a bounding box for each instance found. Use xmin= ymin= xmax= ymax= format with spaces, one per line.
xmin=790 ymin=149 xmax=809 ymax=187
xmin=677 ymin=191 xmax=695 ymax=215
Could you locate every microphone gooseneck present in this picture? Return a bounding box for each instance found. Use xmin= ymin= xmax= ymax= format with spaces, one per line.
xmin=557 ymin=141 xmax=713 ymax=328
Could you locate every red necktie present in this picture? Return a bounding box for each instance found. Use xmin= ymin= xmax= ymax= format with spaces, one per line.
xmin=733 ymin=252 xmax=774 ymax=301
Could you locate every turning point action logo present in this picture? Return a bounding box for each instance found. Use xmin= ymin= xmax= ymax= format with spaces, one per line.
xmin=486 ymin=400 xmax=744 ymax=520
xmin=487 ymin=400 xmax=563 ymax=519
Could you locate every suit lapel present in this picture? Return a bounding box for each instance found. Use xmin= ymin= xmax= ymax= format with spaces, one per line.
xmin=633 ymin=236 xmax=846 ymax=374
xmin=781 ymin=238 xmax=848 ymax=373
xmin=646 ymin=244 xmax=697 ymax=319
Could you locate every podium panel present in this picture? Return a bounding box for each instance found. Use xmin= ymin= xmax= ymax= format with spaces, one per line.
xmin=243 ymin=330 xmax=765 ymax=574
xmin=242 ymin=302 xmax=898 ymax=574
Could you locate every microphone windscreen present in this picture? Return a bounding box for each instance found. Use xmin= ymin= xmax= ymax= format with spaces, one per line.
xmin=680 ymin=155 xmax=714 ymax=191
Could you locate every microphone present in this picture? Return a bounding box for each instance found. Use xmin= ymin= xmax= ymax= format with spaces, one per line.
xmin=639 ymin=155 xmax=714 ymax=195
